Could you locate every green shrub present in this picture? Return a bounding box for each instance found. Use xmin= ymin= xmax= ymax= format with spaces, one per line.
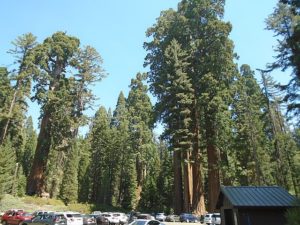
xmin=285 ymin=200 xmax=300 ymax=225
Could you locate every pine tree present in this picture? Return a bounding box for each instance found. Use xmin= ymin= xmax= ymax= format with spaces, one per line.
xmin=22 ymin=116 xmax=37 ymax=177
xmin=0 ymin=33 xmax=37 ymax=144
xmin=266 ymin=1 xmax=300 ymax=123
xmin=60 ymin=141 xmax=79 ymax=204
xmin=232 ymin=65 xmax=272 ymax=186
xmin=111 ymin=92 xmax=131 ymax=207
xmin=89 ymin=106 xmax=112 ymax=204
xmin=127 ymin=73 xmax=153 ymax=206
xmin=156 ymin=140 xmax=174 ymax=213
xmin=261 ymin=72 xmax=300 ymax=194
xmin=77 ymin=137 xmax=91 ymax=203
xmin=0 ymin=138 xmax=16 ymax=195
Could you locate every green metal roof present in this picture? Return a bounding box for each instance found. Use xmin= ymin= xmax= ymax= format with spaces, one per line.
xmin=217 ymin=186 xmax=298 ymax=208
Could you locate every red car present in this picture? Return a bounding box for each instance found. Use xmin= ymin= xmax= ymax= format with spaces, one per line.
xmin=1 ymin=209 xmax=33 ymax=225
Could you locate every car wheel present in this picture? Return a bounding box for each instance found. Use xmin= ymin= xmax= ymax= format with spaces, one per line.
xmin=2 ymin=221 xmax=7 ymax=225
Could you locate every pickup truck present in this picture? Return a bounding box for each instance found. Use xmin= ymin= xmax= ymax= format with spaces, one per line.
xmin=1 ymin=209 xmax=33 ymax=225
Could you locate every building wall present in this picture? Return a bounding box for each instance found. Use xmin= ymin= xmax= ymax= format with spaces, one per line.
xmin=237 ymin=208 xmax=287 ymax=225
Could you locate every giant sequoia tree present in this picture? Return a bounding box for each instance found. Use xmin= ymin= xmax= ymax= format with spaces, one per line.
xmin=145 ymin=0 xmax=236 ymax=213
xmin=27 ymin=32 xmax=105 ymax=195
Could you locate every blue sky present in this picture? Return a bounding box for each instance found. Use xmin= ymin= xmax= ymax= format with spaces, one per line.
xmin=0 ymin=0 xmax=283 ymax=131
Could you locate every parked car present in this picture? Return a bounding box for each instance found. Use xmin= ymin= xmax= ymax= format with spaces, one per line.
xmin=21 ymin=213 xmax=67 ymax=225
xmin=154 ymin=213 xmax=166 ymax=222
xmin=83 ymin=215 xmax=97 ymax=225
xmin=59 ymin=212 xmax=83 ymax=225
xmin=199 ymin=215 xmax=204 ymax=224
xmin=179 ymin=213 xmax=198 ymax=223
xmin=136 ymin=214 xmax=154 ymax=220
xmin=1 ymin=210 xmax=32 ymax=225
xmin=91 ymin=212 xmax=102 ymax=216
xmin=211 ymin=213 xmax=220 ymax=225
xmin=32 ymin=211 xmax=54 ymax=217
xmin=101 ymin=213 xmax=119 ymax=225
xmin=203 ymin=213 xmax=214 ymax=225
xmin=165 ymin=215 xmax=180 ymax=222
xmin=95 ymin=215 xmax=109 ymax=225
xmin=112 ymin=213 xmax=128 ymax=225
xmin=128 ymin=219 xmax=162 ymax=225
xmin=128 ymin=212 xmax=140 ymax=223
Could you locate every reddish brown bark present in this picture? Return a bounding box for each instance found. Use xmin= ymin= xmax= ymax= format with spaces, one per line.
xmin=206 ymin=119 xmax=220 ymax=212
xmin=183 ymin=150 xmax=192 ymax=212
xmin=192 ymin=100 xmax=206 ymax=215
xmin=173 ymin=149 xmax=183 ymax=214
xmin=26 ymin=112 xmax=51 ymax=195
xmin=192 ymin=145 xmax=206 ymax=215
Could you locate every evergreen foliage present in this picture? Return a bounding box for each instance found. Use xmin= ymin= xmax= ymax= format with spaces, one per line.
xmin=266 ymin=1 xmax=300 ymax=123
xmin=60 ymin=141 xmax=79 ymax=204
xmin=21 ymin=116 xmax=37 ymax=177
xmin=232 ymin=65 xmax=272 ymax=186
xmin=0 ymin=139 xmax=16 ymax=195
xmin=0 ymin=1 xmax=299 ymax=214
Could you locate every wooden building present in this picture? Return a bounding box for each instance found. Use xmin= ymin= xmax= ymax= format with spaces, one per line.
xmin=216 ymin=186 xmax=299 ymax=225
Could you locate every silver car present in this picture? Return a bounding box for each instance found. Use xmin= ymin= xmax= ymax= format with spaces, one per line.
xmin=155 ymin=214 xmax=166 ymax=222
xmin=211 ymin=213 xmax=220 ymax=225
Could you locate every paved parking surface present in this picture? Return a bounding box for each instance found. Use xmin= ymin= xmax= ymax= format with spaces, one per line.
xmin=163 ymin=222 xmax=205 ymax=225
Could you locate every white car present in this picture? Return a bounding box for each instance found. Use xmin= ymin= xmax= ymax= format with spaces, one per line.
xmin=155 ymin=213 xmax=166 ymax=222
xmin=102 ymin=213 xmax=119 ymax=225
xmin=129 ymin=219 xmax=161 ymax=225
xmin=204 ymin=213 xmax=214 ymax=225
xmin=211 ymin=213 xmax=221 ymax=225
xmin=112 ymin=213 xmax=128 ymax=225
xmin=60 ymin=212 xmax=83 ymax=225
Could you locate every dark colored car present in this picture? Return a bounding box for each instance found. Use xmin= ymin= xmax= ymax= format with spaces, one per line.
xmin=83 ymin=215 xmax=97 ymax=225
xmin=96 ymin=215 xmax=109 ymax=225
xmin=179 ymin=213 xmax=198 ymax=223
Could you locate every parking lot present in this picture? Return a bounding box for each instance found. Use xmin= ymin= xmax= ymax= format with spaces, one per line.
xmin=163 ymin=222 xmax=205 ymax=225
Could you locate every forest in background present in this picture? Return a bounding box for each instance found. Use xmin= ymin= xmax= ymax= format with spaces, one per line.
xmin=0 ymin=0 xmax=299 ymax=215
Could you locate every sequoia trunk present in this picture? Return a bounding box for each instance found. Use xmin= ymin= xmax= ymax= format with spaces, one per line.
xmin=206 ymin=119 xmax=220 ymax=212
xmin=174 ymin=149 xmax=183 ymax=214
xmin=26 ymin=112 xmax=51 ymax=195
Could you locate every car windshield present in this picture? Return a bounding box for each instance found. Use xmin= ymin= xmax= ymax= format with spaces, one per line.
xmin=131 ymin=221 xmax=147 ymax=225
xmin=67 ymin=214 xmax=82 ymax=218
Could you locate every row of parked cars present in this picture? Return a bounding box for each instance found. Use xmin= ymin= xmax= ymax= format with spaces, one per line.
xmin=0 ymin=209 xmax=220 ymax=225
xmin=0 ymin=209 xmax=129 ymax=225
xmin=130 ymin=212 xmax=220 ymax=224
xmin=154 ymin=212 xmax=220 ymax=224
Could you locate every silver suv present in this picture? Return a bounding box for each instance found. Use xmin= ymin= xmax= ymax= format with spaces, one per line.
xmin=211 ymin=213 xmax=221 ymax=225
xmin=204 ymin=213 xmax=214 ymax=225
